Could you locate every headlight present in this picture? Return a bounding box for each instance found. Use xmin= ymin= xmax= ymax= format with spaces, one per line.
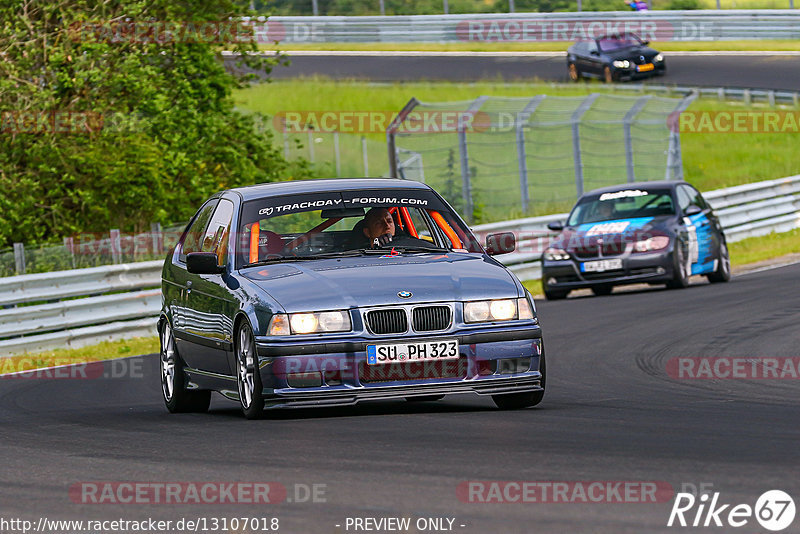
xmin=464 ymin=298 xmax=533 ymax=323
xmin=633 ymin=236 xmax=670 ymax=252
xmin=612 ymin=60 xmax=630 ymax=69
xmin=654 ymin=53 xmax=664 ymax=62
xmin=544 ymin=247 xmax=570 ymax=261
xmin=268 ymin=311 xmax=351 ymax=335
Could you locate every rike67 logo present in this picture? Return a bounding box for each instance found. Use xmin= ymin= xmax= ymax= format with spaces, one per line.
xmin=668 ymin=490 xmax=795 ymax=531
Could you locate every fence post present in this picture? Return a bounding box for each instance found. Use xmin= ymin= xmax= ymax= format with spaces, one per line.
xmin=307 ymin=130 xmax=315 ymax=163
xmin=64 ymin=237 xmax=76 ymax=269
xmin=623 ymin=95 xmax=652 ymax=183
xmin=459 ymin=96 xmax=488 ymax=222
xmin=666 ymin=92 xmax=697 ymax=180
xmin=509 ymin=0 xmax=515 ymax=12
xmin=334 ymin=132 xmax=341 ymax=176
xmin=516 ymin=95 xmax=546 ymax=214
xmin=110 ymin=229 xmax=122 ymax=264
xmin=379 ymin=0 xmax=385 ymax=15
xmin=362 ymin=136 xmax=369 ymax=176
xmin=151 ymin=222 xmax=163 ymax=256
xmin=13 ymin=243 xmax=25 ymax=275
xmin=283 ymin=131 xmax=289 ymax=160
xmin=571 ymin=94 xmax=598 ymax=198
xmin=385 ymin=98 xmax=420 ymax=179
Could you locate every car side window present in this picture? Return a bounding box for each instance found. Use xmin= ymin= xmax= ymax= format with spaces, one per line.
xmin=588 ymin=41 xmax=598 ymax=54
xmin=179 ymin=200 xmax=219 ymax=262
xmin=686 ymin=186 xmax=709 ymax=210
xmin=676 ymin=186 xmax=693 ymax=213
xmin=200 ymin=199 xmax=235 ymax=266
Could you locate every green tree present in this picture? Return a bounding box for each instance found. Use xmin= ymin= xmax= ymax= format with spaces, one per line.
xmin=0 ymin=0 xmax=306 ymax=247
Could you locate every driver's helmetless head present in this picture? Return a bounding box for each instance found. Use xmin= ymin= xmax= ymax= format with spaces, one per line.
xmin=363 ymin=207 xmax=395 ymax=240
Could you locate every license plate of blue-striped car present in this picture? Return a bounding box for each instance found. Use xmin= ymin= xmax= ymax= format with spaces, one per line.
xmin=581 ymin=259 xmax=623 ymax=272
xmin=367 ymin=339 xmax=459 ymax=365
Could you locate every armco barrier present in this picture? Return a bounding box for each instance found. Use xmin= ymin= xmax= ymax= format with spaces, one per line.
xmin=262 ymin=11 xmax=800 ymax=43
xmin=1 ymin=176 xmax=799 ymax=356
xmin=0 ymin=261 xmax=162 ymax=356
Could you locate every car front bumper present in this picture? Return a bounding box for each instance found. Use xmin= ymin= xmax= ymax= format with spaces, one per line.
xmin=251 ymin=325 xmax=544 ymax=409
xmin=542 ymin=249 xmax=675 ymax=290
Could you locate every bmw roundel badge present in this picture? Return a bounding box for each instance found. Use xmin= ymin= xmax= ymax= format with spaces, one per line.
xmin=397 ymin=290 xmax=413 ymax=299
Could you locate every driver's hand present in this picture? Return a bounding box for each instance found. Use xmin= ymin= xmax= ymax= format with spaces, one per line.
xmin=372 ymin=233 xmax=393 ymax=248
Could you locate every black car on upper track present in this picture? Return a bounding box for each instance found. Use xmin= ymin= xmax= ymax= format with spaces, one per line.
xmin=567 ymin=33 xmax=665 ymax=83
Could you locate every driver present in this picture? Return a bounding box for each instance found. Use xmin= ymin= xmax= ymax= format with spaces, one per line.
xmin=353 ymin=207 xmax=434 ymax=249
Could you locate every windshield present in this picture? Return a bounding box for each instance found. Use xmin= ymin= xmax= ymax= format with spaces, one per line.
xmin=236 ymin=189 xmax=481 ymax=268
xmin=597 ymin=34 xmax=643 ymax=52
xmin=567 ymin=189 xmax=676 ymax=226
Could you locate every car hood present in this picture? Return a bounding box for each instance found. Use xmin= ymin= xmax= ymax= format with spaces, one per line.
xmin=553 ymin=216 xmax=675 ymax=250
xmin=240 ymin=252 xmax=519 ymax=312
xmin=606 ymin=46 xmax=659 ymax=60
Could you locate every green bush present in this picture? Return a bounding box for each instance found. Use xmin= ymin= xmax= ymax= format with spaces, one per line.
xmin=0 ymin=0 xmax=308 ymax=248
xmin=665 ymin=0 xmax=701 ymax=9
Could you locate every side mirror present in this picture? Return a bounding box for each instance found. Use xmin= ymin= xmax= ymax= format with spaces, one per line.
xmin=485 ymin=232 xmax=516 ymax=256
xmin=547 ymin=221 xmax=564 ymax=231
xmin=642 ymin=40 xmax=650 ymax=46
xmin=590 ymin=50 xmax=599 ymax=56
xmin=684 ymin=205 xmax=703 ymax=217
xmin=186 ymin=252 xmax=224 ymax=275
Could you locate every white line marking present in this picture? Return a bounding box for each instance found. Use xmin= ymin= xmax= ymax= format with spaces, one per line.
xmin=261 ymin=50 xmax=800 ymax=57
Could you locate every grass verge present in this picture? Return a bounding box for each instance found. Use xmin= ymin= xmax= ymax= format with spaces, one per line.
xmin=0 ymin=337 xmax=159 ymax=374
xmin=235 ymin=77 xmax=800 ymax=194
xmin=261 ymin=40 xmax=800 ymax=53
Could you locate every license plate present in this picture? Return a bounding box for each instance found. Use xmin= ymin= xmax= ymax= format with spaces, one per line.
xmin=367 ymin=339 xmax=459 ymax=365
xmin=637 ymin=63 xmax=654 ymax=72
xmin=581 ymin=259 xmax=623 ymax=272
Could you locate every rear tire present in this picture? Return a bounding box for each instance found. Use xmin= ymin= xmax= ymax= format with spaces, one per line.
xmin=707 ymin=241 xmax=731 ymax=283
xmin=236 ymin=321 xmax=265 ymax=420
xmin=160 ymin=320 xmax=211 ymax=414
xmin=666 ymin=244 xmax=690 ymax=289
xmin=492 ymin=353 xmax=546 ymax=410
xmin=591 ymin=285 xmax=613 ymax=296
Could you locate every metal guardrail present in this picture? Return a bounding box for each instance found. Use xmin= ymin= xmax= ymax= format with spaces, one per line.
xmin=472 ymin=174 xmax=800 ymax=280
xmin=1 ymin=175 xmax=798 ymax=356
xmin=0 ymin=261 xmax=162 ymax=356
xmin=264 ymin=11 xmax=800 ymax=43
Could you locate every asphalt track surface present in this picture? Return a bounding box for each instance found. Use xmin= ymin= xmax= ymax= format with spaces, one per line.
xmin=2 ymin=263 xmax=799 ymax=533
xmin=248 ymin=52 xmax=800 ymax=91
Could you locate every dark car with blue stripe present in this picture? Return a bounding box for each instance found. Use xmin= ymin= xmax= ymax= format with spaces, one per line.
xmin=541 ymin=181 xmax=730 ymax=300
xmin=159 ymin=179 xmax=545 ymax=419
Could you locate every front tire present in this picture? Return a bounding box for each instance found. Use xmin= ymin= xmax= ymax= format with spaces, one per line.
xmin=591 ymin=285 xmax=613 ymax=296
xmin=544 ymin=288 xmax=569 ymax=300
xmin=406 ymin=395 xmax=445 ymax=402
xmin=236 ymin=321 xmax=265 ymax=419
xmin=492 ymin=353 xmax=546 ymax=410
xmin=707 ymin=241 xmax=731 ymax=283
xmin=568 ymin=62 xmax=581 ymax=82
xmin=160 ymin=320 xmax=211 ymax=413
xmin=666 ymin=243 xmax=690 ymax=289
xmin=603 ymin=65 xmax=614 ymax=83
